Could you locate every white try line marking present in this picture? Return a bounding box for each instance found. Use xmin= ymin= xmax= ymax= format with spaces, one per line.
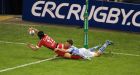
xmin=0 ymin=40 xmax=140 ymax=57
xmin=0 ymin=56 xmax=57 ymax=73
xmin=110 ymin=52 xmax=140 ymax=57
xmin=0 ymin=41 xmax=26 ymax=45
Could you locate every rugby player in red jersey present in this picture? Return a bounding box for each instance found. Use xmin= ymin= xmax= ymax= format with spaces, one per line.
xmin=27 ymin=27 xmax=57 ymax=50
xmin=27 ymin=27 xmax=81 ymax=59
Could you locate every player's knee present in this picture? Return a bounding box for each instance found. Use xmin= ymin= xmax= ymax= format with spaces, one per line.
xmin=64 ymin=53 xmax=72 ymax=58
xmin=94 ymin=52 xmax=101 ymax=57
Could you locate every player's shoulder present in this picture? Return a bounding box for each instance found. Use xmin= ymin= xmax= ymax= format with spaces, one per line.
xmin=58 ymin=43 xmax=63 ymax=46
xmin=57 ymin=43 xmax=64 ymax=48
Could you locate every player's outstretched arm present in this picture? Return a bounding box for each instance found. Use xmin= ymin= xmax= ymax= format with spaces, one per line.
xmin=27 ymin=43 xmax=39 ymax=51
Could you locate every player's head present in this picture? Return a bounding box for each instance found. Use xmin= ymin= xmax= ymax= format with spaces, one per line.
xmin=37 ymin=31 xmax=45 ymax=40
xmin=67 ymin=39 xmax=73 ymax=45
xmin=65 ymin=39 xmax=73 ymax=48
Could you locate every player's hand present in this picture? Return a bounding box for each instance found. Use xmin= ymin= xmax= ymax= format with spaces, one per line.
xmin=54 ymin=48 xmax=58 ymax=51
xmin=28 ymin=27 xmax=36 ymax=32
xmin=28 ymin=27 xmax=39 ymax=34
xmin=28 ymin=27 xmax=33 ymax=31
xmin=27 ymin=43 xmax=32 ymax=48
xmin=27 ymin=43 xmax=39 ymax=51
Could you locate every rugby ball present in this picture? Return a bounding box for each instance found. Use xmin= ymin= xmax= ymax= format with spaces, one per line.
xmin=29 ymin=29 xmax=35 ymax=36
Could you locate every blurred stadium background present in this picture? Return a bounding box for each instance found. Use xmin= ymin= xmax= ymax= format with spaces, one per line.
xmin=0 ymin=0 xmax=140 ymax=75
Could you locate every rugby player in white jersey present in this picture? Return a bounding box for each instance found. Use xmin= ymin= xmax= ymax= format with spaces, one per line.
xmin=55 ymin=40 xmax=113 ymax=60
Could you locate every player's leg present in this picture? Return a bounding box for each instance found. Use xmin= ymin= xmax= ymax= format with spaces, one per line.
xmin=63 ymin=53 xmax=71 ymax=58
xmin=90 ymin=52 xmax=97 ymax=57
xmin=98 ymin=40 xmax=113 ymax=53
xmin=88 ymin=45 xmax=101 ymax=52
xmin=93 ymin=40 xmax=113 ymax=57
xmin=63 ymin=53 xmax=81 ymax=59
xmin=78 ymin=48 xmax=93 ymax=60
xmin=91 ymin=52 xmax=101 ymax=57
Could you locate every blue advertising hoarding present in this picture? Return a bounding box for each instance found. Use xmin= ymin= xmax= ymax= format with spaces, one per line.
xmin=22 ymin=0 xmax=140 ymax=32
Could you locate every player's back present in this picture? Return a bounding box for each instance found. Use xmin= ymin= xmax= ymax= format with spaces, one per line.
xmin=37 ymin=34 xmax=57 ymax=50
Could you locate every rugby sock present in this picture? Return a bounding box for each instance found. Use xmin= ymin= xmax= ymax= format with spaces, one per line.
xmin=88 ymin=45 xmax=100 ymax=52
xmin=99 ymin=41 xmax=110 ymax=53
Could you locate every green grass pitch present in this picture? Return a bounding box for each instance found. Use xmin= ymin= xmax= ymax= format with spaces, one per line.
xmin=0 ymin=22 xmax=140 ymax=75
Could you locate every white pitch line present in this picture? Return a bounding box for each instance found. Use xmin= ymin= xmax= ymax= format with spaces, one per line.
xmin=110 ymin=52 xmax=140 ymax=57
xmin=0 ymin=41 xmax=26 ymax=45
xmin=0 ymin=57 xmax=57 ymax=73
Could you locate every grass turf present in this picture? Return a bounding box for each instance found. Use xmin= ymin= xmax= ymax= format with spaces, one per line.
xmin=0 ymin=23 xmax=140 ymax=75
